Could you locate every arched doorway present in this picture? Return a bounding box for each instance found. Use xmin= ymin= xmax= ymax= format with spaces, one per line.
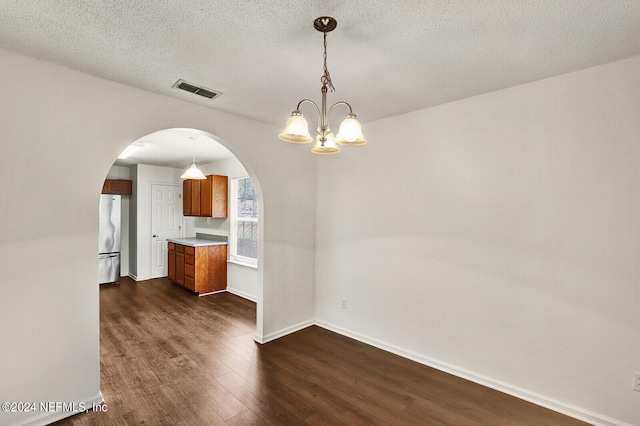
xmin=101 ymin=127 xmax=263 ymax=336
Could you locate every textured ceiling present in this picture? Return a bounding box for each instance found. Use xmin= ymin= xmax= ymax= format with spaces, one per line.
xmin=2 ymin=1 xmax=640 ymax=166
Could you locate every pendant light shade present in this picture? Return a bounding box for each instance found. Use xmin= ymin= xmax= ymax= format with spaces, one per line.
xmin=335 ymin=113 xmax=366 ymax=146
xmin=311 ymin=132 xmax=341 ymax=154
xmin=181 ymin=164 xmax=207 ymax=179
xmin=181 ymin=137 xmax=207 ymax=180
xmin=279 ymin=111 xmax=313 ymax=143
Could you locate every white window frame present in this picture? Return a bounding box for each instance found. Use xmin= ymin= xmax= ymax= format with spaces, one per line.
xmin=229 ymin=177 xmax=258 ymax=268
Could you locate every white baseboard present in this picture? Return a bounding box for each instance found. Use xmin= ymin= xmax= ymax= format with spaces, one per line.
xmin=254 ymin=319 xmax=314 ymax=344
xmin=198 ymin=289 xmax=226 ymax=297
xmin=314 ymin=320 xmax=630 ymax=426
xmin=11 ymin=392 xmax=103 ymax=426
xmin=225 ymin=287 xmax=257 ymax=303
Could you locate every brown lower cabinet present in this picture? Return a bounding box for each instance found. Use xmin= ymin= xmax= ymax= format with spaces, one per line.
xmin=168 ymin=242 xmax=227 ymax=294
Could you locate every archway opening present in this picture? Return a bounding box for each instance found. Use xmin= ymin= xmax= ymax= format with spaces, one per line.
xmin=99 ymin=127 xmax=264 ymax=336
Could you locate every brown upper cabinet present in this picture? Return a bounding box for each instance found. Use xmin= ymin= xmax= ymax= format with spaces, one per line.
xmin=183 ymin=179 xmax=201 ymax=216
xmin=183 ymin=175 xmax=228 ymax=218
xmin=102 ymin=179 xmax=132 ymax=195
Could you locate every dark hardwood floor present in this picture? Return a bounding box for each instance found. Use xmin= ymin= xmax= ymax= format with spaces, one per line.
xmin=54 ymin=277 xmax=587 ymax=425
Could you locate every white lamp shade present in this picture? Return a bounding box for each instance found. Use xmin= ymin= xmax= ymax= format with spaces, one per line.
xmin=279 ymin=112 xmax=313 ymax=143
xmin=335 ymin=115 xmax=366 ymax=146
xmin=181 ymin=164 xmax=207 ymax=180
xmin=311 ymin=132 xmax=341 ymax=154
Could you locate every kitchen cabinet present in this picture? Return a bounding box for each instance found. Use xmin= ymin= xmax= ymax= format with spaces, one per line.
xmin=183 ymin=175 xmax=227 ymax=218
xmin=201 ymin=174 xmax=228 ymax=217
xmin=175 ymin=244 xmax=185 ymax=285
xmin=168 ymin=243 xmax=175 ymax=281
xmin=182 ymin=180 xmax=201 ymax=216
xmin=167 ymin=242 xmax=227 ymax=295
xmin=102 ymin=179 xmax=132 ymax=195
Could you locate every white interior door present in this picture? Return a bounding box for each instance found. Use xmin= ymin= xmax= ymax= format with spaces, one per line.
xmin=151 ymin=184 xmax=182 ymax=278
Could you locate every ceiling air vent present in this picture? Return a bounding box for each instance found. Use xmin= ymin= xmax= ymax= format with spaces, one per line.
xmin=172 ymin=79 xmax=222 ymax=100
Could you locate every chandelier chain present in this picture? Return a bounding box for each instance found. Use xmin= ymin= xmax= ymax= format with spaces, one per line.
xmin=323 ymin=31 xmax=335 ymax=92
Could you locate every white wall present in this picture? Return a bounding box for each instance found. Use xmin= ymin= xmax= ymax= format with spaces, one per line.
xmin=0 ymin=48 xmax=316 ymax=425
xmin=105 ymin=165 xmax=131 ymax=276
xmin=315 ymin=56 xmax=640 ymax=426
xmin=226 ymin=263 xmax=258 ymax=302
xmin=129 ymin=165 xmax=139 ymax=278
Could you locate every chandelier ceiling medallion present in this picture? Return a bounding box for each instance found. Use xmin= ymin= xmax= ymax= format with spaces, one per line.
xmin=279 ymin=16 xmax=366 ymax=154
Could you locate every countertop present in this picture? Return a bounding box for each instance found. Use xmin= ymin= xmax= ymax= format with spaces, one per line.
xmin=167 ymin=234 xmax=228 ymax=247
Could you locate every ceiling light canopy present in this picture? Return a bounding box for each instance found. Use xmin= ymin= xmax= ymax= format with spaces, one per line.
xmin=279 ymin=17 xmax=366 ymax=155
xmin=181 ymin=136 xmax=206 ymax=180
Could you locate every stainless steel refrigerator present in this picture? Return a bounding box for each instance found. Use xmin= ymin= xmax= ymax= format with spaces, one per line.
xmin=98 ymin=194 xmax=121 ymax=284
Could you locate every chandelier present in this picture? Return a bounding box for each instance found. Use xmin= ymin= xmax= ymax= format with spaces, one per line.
xmin=279 ymin=16 xmax=366 ymax=154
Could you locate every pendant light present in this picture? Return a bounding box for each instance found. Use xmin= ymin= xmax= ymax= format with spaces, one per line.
xmin=279 ymin=16 xmax=366 ymax=154
xmin=181 ymin=136 xmax=206 ymax=180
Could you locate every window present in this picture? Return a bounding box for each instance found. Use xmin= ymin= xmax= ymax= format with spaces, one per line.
xmin=229 ymin=177 xmax=258 ymax=266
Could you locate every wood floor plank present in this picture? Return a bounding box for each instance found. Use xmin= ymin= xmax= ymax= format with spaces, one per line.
xmin=226 ymin=409 xmax=269 ymax=426
xmin=53 ymin=277 xmax=588 ymax=426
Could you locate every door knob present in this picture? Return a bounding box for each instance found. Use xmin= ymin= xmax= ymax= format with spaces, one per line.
xmin=153 ymin=234 xmax=158 ymax=238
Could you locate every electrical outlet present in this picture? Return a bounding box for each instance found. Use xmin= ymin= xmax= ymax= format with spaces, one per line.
xmin=633 ymin=372 xmax=640 ymax=392
xmin=341 ymin=298 xmax=348 ymax=309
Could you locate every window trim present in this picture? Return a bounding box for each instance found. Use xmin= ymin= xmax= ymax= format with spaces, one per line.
xmin=229 ymin=177 xmax=258 ymax=268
